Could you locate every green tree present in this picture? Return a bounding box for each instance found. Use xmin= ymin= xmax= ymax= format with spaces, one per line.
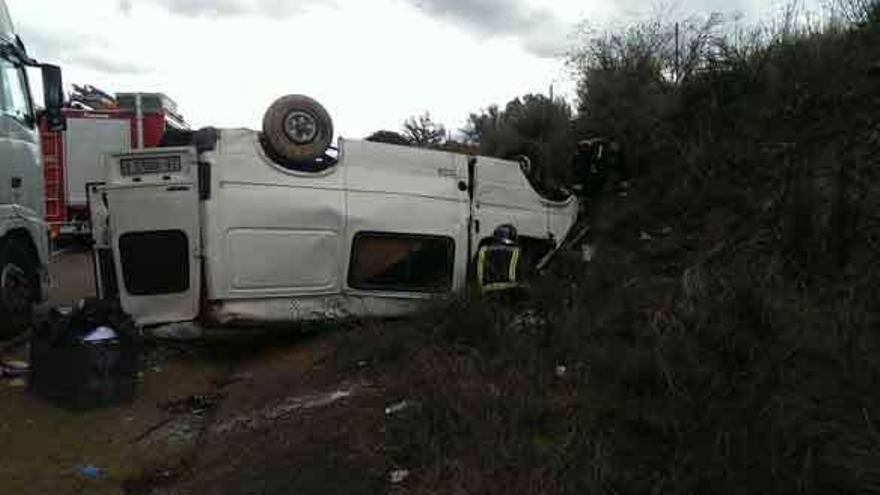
xmin=365 ymin=130 xmax=412 ymax=146
xmin=403 ymin=112 xmax=446 ymax=147
xmin=465 ymin=94 xmax=573 ymax=186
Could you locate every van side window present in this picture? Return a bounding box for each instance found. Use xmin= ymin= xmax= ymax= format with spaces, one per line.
xmin=349 ymin=233 xmax=454 ymax=293
xmin=0 ymin=57 xmax=33 ymax=127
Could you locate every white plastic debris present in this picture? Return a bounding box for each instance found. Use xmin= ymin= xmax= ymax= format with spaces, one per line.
xmin=148 ymin=322 xmax=203 ymax=341
xmin=214 ymin=388 xmax=355 ymax=434
xmin=81 ymin=326 xmax=117 ymax=342
xmin=389 ymin=469 xmax=410 ymax=484
xmin=639 ymin=231 xmax=653 ymax=241
xmin=385 ymin=400 xmax=412 ymax=415
xmin=555 ymin=364 xmax=568 ymax=378
xmin=581 ymin=244 xmax=595 ymax=262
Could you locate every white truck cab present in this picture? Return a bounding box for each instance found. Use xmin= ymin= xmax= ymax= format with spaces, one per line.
xmin=0 ymin=0 xmax=64 ymax=336
xmin=92 ymin=96 xmax=579 ymax=329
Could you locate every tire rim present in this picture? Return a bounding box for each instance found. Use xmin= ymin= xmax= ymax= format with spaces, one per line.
xmin=283 ymin=111 xmax=319 ymax=144
xmin=1 ymin=263 xmax=31 ymax=317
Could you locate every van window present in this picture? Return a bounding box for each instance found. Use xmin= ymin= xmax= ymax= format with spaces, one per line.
xmin=349 ymin=233 xmax=454 ymax=293
xmin=0 ymin=57 xmax=33 ymax=127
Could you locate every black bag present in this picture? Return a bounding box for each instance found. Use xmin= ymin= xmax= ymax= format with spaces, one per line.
xmin=28 ymin=299 xmax=142 ymax=410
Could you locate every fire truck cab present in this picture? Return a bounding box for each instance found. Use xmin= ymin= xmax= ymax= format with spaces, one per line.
xmin=91 ymin=95 xmax=579 ymax=329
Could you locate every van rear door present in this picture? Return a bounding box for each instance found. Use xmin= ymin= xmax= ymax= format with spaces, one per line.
xmin=103 ymin=147 xmax=201 ymax=325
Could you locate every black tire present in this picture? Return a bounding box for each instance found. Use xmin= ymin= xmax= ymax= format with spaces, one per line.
xmin=0 ymin=241 xmax=39 ymax=339
xmin=261 ymin=94 xmax=334 ymax=165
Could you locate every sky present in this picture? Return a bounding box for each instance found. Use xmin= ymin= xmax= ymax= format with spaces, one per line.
xmin=8 ymin=0 xmax=821 ymax=139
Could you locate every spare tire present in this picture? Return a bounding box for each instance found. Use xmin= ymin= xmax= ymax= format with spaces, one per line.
xmin=261 ymin=94 xmax=334 ymax=165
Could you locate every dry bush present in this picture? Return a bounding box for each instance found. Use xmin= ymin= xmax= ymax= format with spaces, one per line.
xmin=339 ymin=5 xmax=880 ymax=494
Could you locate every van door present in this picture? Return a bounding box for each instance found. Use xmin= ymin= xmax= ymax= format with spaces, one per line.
xmin=103 ymin=147 xmax=201 ymax=326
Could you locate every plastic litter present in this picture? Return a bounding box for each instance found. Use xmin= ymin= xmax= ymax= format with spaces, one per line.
xmin=555 ymin=364 xmax=568 ymax=378
xmin=581 ymin=244 xmax=595 ymax=262
xmin=5 ymin=360 xmax=28 ymax=369
xmin=389 ymin=469 xmax=410 ymax=483
xmin=81 ymin=326 xmax=117 ymax=343
xmin=639 ymin=231 xmax=653 ymax=241
xmin=0 ymin=360 xmax=29 ymax=379
xmin=385 ymin=400 xmax=413 ymax=416
xmin=78 ymin=464 xmax=102 ymax=478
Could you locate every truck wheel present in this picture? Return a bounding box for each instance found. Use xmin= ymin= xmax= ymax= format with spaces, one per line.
xmin=261 ymin=94 xmax=334 ymax=165
xmin=0 ymin=242 xmax=38 ymax=338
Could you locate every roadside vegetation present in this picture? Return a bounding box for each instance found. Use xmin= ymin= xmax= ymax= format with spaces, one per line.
xmin=348 ymin=1 xmax=880 ymax=493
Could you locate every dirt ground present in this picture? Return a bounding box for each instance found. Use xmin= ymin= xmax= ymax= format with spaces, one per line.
xmin=0 ymin=249 xmax=390 ymax=495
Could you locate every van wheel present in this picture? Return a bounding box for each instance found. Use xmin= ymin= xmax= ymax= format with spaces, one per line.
xmin=261 ymin=95 xmax=334 ymax=165
xmin=0 ymin=242 xmax=38 ymax=338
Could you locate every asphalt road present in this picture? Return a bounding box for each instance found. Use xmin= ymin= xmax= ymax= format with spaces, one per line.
xmin=48 ymin=247 xmax=96 ymax=304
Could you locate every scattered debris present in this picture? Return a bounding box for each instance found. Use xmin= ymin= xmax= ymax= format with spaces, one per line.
xmin=214 ymin=388 xmax=355 ymax=434
xmin=0 ymin=360 xmax=28 ymax=379
xmin=509 ymin=310 xmax=546 ymax=333
xmin=148 ymin=322 xmax=204 ymax=341
xmin=384 ymin=400 xmax=413 ymax=416
xmin=81 ymin=325 xmax=118 ymax=342
xmin=78 ymin=464 xmax=102 ymax=479
xmin=389 ymin=469 xmax=410 ymax=484
xmin=131 ymin=418 xmax=175 ymax=444
xmin=555 ymin=364 xmax=568 ymax=378
xmin=581 ymin=244 xmax=595 ymax=262
xmin=639 ymin=231 xmax=653 ymax=241
xmin=159 ymin=394 xmax=224 ymax=415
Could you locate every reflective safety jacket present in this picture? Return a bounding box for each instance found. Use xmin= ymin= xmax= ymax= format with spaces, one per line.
xmin=477 ymin=243 xmax=525 ymax=293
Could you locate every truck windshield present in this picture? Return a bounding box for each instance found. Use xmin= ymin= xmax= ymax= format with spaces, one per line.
xmin=0 ymin=57 xmax=33 ymax=126
xmin=0 ymin=1 xmax=13 ymax=44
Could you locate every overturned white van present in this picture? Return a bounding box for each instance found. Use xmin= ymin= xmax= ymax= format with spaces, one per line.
xmin=90 ymin=95 xmax=579 ymax=328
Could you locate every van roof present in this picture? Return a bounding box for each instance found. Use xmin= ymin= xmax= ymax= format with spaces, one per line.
xmin=0 ymin=0 xmax=14 ymax=44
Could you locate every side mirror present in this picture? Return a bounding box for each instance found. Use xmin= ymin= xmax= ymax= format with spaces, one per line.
xmin=41 ymin=64 xmax=65 ymax=132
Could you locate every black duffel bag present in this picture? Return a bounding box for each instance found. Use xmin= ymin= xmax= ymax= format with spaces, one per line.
xmin=28 ymin=299 xmax=142 ymax=410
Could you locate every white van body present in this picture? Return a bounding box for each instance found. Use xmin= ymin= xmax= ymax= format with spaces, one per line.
xmin=94 ymin=128 xmax=579 ymax=328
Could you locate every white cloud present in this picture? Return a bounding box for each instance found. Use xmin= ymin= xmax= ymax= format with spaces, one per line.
xmin=5 ymin=0 xmax=826 ymax=139
xmin=401 ymin=0 xmax=574 ymax=58
xmin=118 ymin=0 xmax=336 ymax=18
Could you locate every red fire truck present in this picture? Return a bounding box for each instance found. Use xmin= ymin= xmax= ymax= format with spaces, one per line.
xmin=40 ymin=92 xmax=189 ymax=239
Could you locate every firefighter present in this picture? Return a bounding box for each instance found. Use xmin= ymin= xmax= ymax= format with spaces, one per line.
xmin=572 ymin=137 xmax=625 ymax=211
xmin=476 ymin=224 xmax=527 ymax=295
